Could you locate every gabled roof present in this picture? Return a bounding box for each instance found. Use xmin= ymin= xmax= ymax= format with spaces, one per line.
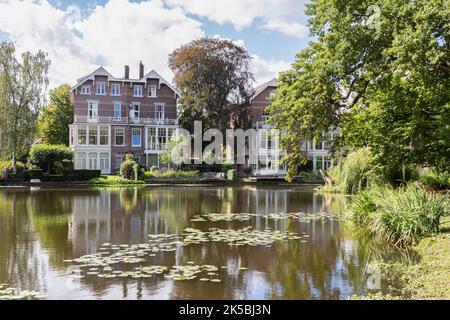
xmin=142 ymin=69 xmax=180 ymax=97
xmin=71 ymin=66 xmax=180 ymax=97
xmin=250 ymin=78 xmax=277 ymax=102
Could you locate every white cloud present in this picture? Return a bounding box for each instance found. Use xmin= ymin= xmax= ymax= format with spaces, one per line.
xmin=0 ymin=0 xmax=204 ymax=87
xmin=259 ymin=19 xmax=308 ymax=38
xmin=165 ymin=0 xmax=309 ymax=37
xmin=250 ymin=54 xmax=291 ymax=86
xmin=0 ymin=0 xmax=293 ymax=88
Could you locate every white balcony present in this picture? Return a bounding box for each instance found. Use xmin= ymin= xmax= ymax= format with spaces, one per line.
xmin=74 ymin=115 xmax=178 ymax=126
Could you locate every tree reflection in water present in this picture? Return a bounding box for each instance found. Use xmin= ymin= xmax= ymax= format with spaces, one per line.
xmin=0 ymin=186 xmax=412 ymax=299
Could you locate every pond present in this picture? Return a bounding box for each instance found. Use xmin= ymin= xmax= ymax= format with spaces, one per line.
xmin=0 ymin=185 xmax=407 ymax=300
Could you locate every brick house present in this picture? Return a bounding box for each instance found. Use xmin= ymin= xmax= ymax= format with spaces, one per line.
xmin=249 ymin=79 xmax=338 ymax=175
xmin=69 ymin=62 xmax=179 ymax=174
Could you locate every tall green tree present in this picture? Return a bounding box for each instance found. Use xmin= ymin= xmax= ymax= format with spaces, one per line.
xmin=269 ymin=0 xmax=450 ymax=181
xmin=0 ymin=42 xmax=50 ymax=172
xmin=38 ymin=84 xmax=73 ymax=145
xmin=169 ymin=38 xmax=254 ymax=132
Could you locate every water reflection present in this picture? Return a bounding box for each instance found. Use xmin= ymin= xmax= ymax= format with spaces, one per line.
xmin=0 ymin=186 xmax=403 ymax=300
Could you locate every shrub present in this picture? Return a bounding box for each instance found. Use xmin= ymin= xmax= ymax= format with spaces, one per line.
xmin=221 ymin=162 xmax=234 ymax=173
xmin=62 ymin=159 xmax=73 ymax=170
xmin=418 ymin=168 xmax=450 ymax=190
xmin=89 ymin=176 xmax=145 ymax=186
xmin=29 ymin=144 xmax=73 ymax=174
xmin=143 ymin=169 xmax=200 ymax=179
xmin=150 ymin=166 xmax=159 ymax=172
xmin=243 ymin=167 xmax=253 ymax=176
xmin=227 ymin=169 xmax=237 ymax=181
xmin=27 ymin=169 xmax=44 ymax=180
xmin=0 ymin=160 xmax=26 ymax=178
xmin=298 ymin=171 xmax=323 ymax=181
xmin=62 ymin=169 xmax=101 ymax=181
xmin=349 ymin=184 xmax=449 ymax=246
xmin=120 ymin=154 xmax=139 ymax=180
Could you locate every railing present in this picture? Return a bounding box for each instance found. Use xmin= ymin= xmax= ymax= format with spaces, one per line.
xmin=146 ymin=143 xmax=169 ymax=151
xmin=75 ymin=115 xmax=178 ymax=126
xmin=254 ymin=121 xmax=273 ymax=129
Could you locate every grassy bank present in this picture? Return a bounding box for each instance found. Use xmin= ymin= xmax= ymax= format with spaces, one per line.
xmin=88 ymin=175 xmax=145 ymax=186
xmin=351 ymin=217 xmax=450 ymax=300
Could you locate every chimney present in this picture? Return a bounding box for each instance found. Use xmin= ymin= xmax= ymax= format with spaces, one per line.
xmin=124 ymin=65 xmax=129 ymax=79
xmin=139 ymin=61 xmax=144 ymax=79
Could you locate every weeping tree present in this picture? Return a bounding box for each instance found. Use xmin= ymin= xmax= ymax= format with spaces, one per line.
xmin=0 ymin=42 xmax=50 ymax=172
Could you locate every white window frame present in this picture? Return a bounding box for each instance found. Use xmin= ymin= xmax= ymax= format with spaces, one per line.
xmin=111 ymin=83 xmax=120 ymax=96
xmin=133 ymin=85 xmax=143 ymax=97
xmin=130 ymin=103 xmax=140 ymax=120
xmin=77 ymin=126 xmax=87 ymax=145
xmin=99 ymin=126 xmax=109 ymax=145
xmin=87 ymin=101 xmax=98 ymax=121
xmin=113 ymin=102 xmax=122 ymax=120
xmin=132 ymin=128 xmax=142 ymax=147
xmin=262 ymin=111 xmax=270 ymax=123
xmin=96 ymin=82 xmax=106 ymax=95
xmin=148 ymin=85 xmax=157 ymax=97
xmin=147 ymin=127 xmax=157 ymax=150
xmin=115 ymin=127 xmax=125 ymax=146
xmin=81 ymin=85 xmax=91 ymax=95
xmin=155 ymin=104 xmax=165 ymax=120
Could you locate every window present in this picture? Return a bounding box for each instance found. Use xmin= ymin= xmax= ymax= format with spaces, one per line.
xmin=100 ymin=126 xmax=109 ymax=145
xmin=133 ymin=85 xmax=143 ymax=97
xmin=324 ymin=133 xmax=332 ymax=150
xmin=88 ymin=127 xmax=98 ymax=145
xmin=77 ymin=126 xmax=87 ymax=145
xmin=81 ymin=85 xmax=91 ymax=95
xmin=88 ymin=101 xmax=98 ymax=120
xmin=111 ymin=83 xmax=120 ymax=96
xmin=115 ymin=128 xmax=125 ymax=145
xmin=155 ymin=104 xmax=165 ymax=120
xmin=262 ymin=111 xmax=270 ymax=122
xmin=269 ymin=90 xmax=276 ymax=98
xmin=130 ymin=103 xmax=140 ymax=120
xmin=132 ymin=128 xmax=141 ymax=147
xmin=158 ymin=128 xmax=167 ymax=149
xmin=148 ymin=85 xmax=157 ymax=97
xmin=260 ymin=130 xmax=267 ymax=149
xmin=88 ymin=152 xmax=98 ymax=169
xmin=99 ymin=153 xmax=110 ymax=171
xmin=147 ymin=128 xmax=156 ymax=150
xmin=76 ymin=152 xmax=87 ymax=169
xmin=96 ymin=82 xmax=106 ymax=95
xmin=114 ymin=102 xmax=121 ymax=120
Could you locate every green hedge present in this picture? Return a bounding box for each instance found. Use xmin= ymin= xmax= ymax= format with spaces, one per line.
xmin=62 ymin=169 xmax=101 ymax=181
xmin=27 ymin=169 xmax=44 ymax=180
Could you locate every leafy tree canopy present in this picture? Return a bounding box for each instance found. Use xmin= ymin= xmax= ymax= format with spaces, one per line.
xmin=268 ymin=0 xmax=450 ymax=181
xmin=38 ymin=84 xmax=73 ymax=145
xmin=169 ymin=37 xmax=254 ymax=132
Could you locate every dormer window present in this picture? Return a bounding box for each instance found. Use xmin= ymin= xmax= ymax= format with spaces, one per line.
xmin=96 ymin=82 xmax=106 ymax=95
xmin=81 ymin=85 xmax=91 ymax=95
xmin=148 ymin=85 xmax=157 ymax=97
xmin=133 ymin=85 xmax=143 ymax=97
xmin=111 ymin=83 xmax=120 ymax=96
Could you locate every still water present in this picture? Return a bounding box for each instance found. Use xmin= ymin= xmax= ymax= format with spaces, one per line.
xmin=0 ymin=186 xmax=391 ymax=300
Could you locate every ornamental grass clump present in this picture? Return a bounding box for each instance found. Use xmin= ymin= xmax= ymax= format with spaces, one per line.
xmin=349 ymin=184 xmax=449 ymax=246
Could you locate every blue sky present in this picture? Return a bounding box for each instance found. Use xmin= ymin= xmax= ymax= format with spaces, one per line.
xmin=0 ymin=0 xmax=312 ymax=87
